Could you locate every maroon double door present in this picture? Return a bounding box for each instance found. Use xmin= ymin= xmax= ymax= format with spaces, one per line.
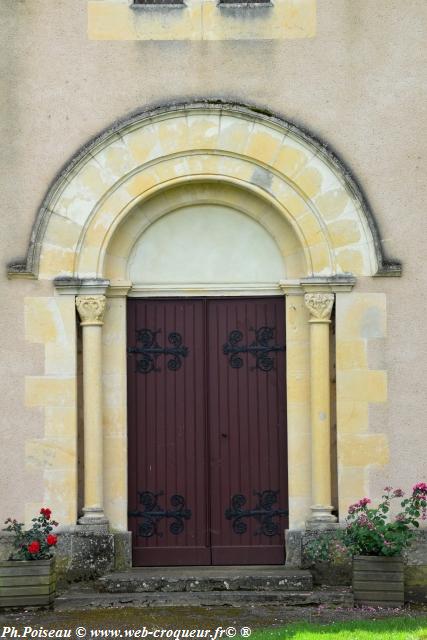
xmin=127 ymin=297 xmax=288 ymax=566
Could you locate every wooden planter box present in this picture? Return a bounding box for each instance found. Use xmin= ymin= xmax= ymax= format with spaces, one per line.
xmin=0 ymin=559 xmax=56 ymax=608
xmin=353 ymin=555 xmax=404 ymax=607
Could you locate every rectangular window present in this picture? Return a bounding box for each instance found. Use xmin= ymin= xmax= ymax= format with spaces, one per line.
xmin=133 ymin=0 xmax=184 ymax=5
xmin=219 ymin=0 xmax=271 ymax=3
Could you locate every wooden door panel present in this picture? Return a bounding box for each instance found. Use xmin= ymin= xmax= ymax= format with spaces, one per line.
xmin=128 ymin=297 xmax=288 ymax=566
xmin=208 ymin=298 xmax=288 ymax=564
xmin=127 ymin=299 xmax=210 ymax=566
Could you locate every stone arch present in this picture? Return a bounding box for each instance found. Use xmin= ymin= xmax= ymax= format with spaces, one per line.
xmin=16 ymin=102 xmax=399 ymax=540
xmin=9 ymin=102 xmax=401 ymax=280
xmin=104 ymin=181 xmax=306 ymax=286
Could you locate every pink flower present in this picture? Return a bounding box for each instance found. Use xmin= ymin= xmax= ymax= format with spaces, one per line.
xmin=413 ymin=482 xmax=427 ymax=494
xmin=384 ymin=486 xmax=393 ymax=492
xmin=358 ymin=497 xmax=371 ymax=507
xmin=395 ymin=513 xmax=406 ymax=522
xmin=392 ymin=489 xmax=404 ymax=498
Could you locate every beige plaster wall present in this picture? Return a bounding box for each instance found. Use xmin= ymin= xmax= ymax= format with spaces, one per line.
xmin=1 ymin=0 xmax=426 ymax=525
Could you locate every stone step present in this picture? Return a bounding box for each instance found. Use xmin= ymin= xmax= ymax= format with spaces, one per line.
xmin=55 ymin=587 xmax=353 ymax=611
xmin=96 ymin=566 xmax=313 ymax=594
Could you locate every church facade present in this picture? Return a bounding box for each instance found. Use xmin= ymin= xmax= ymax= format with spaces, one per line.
xmin=1 ymin=0 xmax=425 ymax=594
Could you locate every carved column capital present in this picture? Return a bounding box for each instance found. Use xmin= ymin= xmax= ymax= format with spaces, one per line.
xmin=76 ymin=295 xmax=106 ymax=326
xmin=304 ymin=293 xmax=334 ymax=323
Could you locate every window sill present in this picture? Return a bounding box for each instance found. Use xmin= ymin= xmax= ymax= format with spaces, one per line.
xmin=131 ymin=1 xmax=185 ymax=9
xmin=218 ymin=2 xmax=273 ymax=8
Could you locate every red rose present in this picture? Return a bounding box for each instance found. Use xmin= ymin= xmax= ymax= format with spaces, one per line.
xmin=40 ymin=508 xmax=52 ymax=520
xmin=28 ymin=540 xmax=40 ymax=554
xmin=46 ymin=534 xmax=58 ymax=546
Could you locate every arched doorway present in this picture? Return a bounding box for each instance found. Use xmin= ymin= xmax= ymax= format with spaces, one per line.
xmin=11 ymin=103 xmax=399 ymax=569
xmin=123 ymin=190 xmax=293 ymax=565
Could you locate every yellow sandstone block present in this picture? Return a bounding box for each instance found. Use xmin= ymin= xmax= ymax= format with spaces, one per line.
xmin=44 ymin=468 xmax=77 ymax=525
xmin=156 ymin=117 xmax=190 ymax=154
xmin=298 ymin=213 xmax=324 ymax=247
xmin=335 ymin=247 xmax=365 ymax=275
xmin=286 ymin=297 xmax=310 ymax=344
xmin=102 ymin=374 xmax=125 ymax=409
xmin=217 ymin=116 xmax=255 ymax=155
xmin=103 ymin=407 xmax=127 ymax=437
xmin=25 ymin=377 xmax=76 ymax=408
xmin=125 ymin=171 xmax=159 ymax=199
xmin=39 ymin=247 xmax=75 ymax=279
xmin=314 ymin=188 xmax=351 ymax=221
xmin=288 ymin=464 xmax=311 ymax=496
xmin=26 ymin=295 xmax=76 ymax=351
xmin=122 ymin=125 xmax=165 ymax=166
xmin=328 ymin=219 xmax=361 ymax=248
xmin=339 ymin=434 xmax=389 ymax=467
xmin=25 ymin=298 xmax=59 ymax=344
xmin=337 ymin=400 xmax=369 ymax=434
xmin=107 ymin=210 xmax=150 ymax=257
xmin=338 ymin=467 xmax=367 ymax=512
xmin=245 ymin=126 xmax=284 ymax=165
xmin=43 ymin=213 xmax=82 ymax=252
xmin=310 ymin=242 xmax=332 ymax=275
xmin=337 ymin=370 xmax=387 ymax=403
xmin=186 ymin=114 xmax=221 ymax=150
xmin=273 ymin=142 xmax=312 ymax=178
xmin=88 ymin=0 xmax=315 ymax=42
xmin=26 ymin=438 xmax=76 ymax=471
xmin=293 ymin=166 xmax=322 ymax=199
xmin=45 ymin=342 xmax=76 ymax=377
xmin=95 ymin=140 xmax=139 ymax=180
xmin=88 ymin=1 xmax=202 ymax=41
xmin=45 ymin=407 xmax=77 ymax=438
xmin=287 ymin=371 xmax=310 ymax=403
xmin=288 ymin=497 xmax=311 ymax=529
xmin=287 ymin=425 xmax=311 ymax=460
xmin=286 ymin=342 xmax=310 ymax=372
xmin=104 ymin=254 xmax=128 ymax=280
xmin=336 ymin=339 xmax=368 ymax=370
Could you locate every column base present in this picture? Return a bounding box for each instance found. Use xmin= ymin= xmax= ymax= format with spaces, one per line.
xmin=306 ymin=505 xmax=338 ymax=530
xmin=78 ymin=507 xmax=109 ymax=528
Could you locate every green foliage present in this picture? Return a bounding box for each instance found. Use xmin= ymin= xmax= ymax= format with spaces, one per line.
xmin=306 ymin=483 xmax=427 ymax=561
xmin=251 ymin=616 xmax=427 ymax=640
xmin=3 ymin=507 xmax=58 ymax=560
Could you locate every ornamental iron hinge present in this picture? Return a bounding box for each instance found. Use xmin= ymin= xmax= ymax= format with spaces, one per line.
xmin=128 ymin=491 xmax=191 ymax=538
xmin=128 ymin=328 xmax=189 ymax=374
xmin=225 ymin=490 xmax=288 ymax=536
xmin=223 ymin=326 xmax=284 ymax=372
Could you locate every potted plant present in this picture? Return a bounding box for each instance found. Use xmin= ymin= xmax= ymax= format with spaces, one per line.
xmin=306 ymin=483 xmax=427 ymax=607
xmin=0 ymin=507 xmax=58 ymax=608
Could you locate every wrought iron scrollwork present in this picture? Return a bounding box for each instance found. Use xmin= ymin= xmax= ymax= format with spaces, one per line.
xmin=129 ymin=491 xmax=191 ymax=538
xmin=225 ymin=490 xmax=288 ymax=537
xmin=128 ymin=329 xmax=189 ymax=374
xmin=223 ymin=326 xmax=284 ymax=372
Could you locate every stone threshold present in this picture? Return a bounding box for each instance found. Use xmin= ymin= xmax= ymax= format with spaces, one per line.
xmin=96 ymin=566 xmax=313 ymax=593
xmin=55 ymin=586 xmax=354 ymax=611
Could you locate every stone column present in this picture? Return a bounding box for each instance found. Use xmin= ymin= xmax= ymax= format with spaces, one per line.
xmin=304 ymin=292 xmax=337 ymax=526
xmin=76 ymin=294 xmax=108 ymax=525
